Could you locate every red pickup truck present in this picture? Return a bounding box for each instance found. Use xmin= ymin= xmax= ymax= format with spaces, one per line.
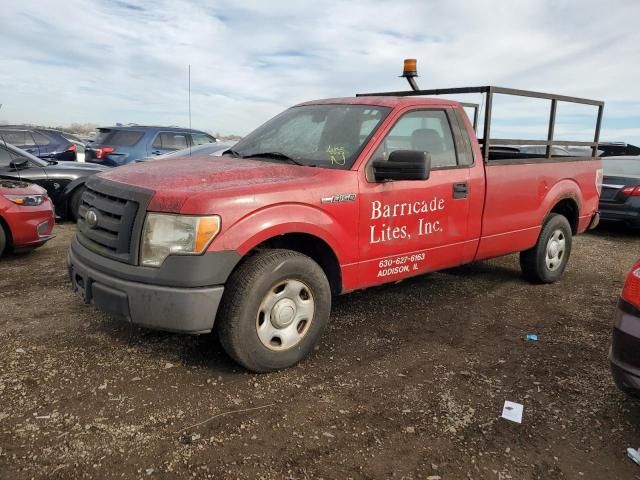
xmin=69 ymin=64 xmax=603 ymax=372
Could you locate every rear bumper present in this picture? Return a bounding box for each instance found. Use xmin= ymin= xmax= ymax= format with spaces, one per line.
xmin=86 ymin=158 xmax=119 ymax=168
xmin=610 ymin=299 xmax=640 ymax=395
xmin=67 ymin=239 xmax=238 ymax=334
xmin=599 ymin=201 xmax=640 ymax=226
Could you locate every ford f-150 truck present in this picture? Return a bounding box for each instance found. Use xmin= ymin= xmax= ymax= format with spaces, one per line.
xmin=69 ymin=61 xmax=604 ymax=372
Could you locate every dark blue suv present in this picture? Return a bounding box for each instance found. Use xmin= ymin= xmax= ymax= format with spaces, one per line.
xmin=0 ymin=126 xmax=84 ymax=161
xmin=85 ymin=125 xmax=217 ymax=167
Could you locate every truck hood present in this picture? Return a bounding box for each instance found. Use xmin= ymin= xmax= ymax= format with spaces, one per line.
xmin=98 ymin=154 xmax=325 ymax=212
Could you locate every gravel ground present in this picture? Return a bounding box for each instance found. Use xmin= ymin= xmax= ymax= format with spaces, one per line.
xmin=1 ymin=223 xmax=639 ymax=479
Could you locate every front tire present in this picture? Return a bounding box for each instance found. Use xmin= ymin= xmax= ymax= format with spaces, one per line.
xmin=0 ymin=225 xmax=6 ymax=257
xmin=520 ymin=213 xmax=572 ymax=283
xmin=218 ymin=249 xmax=331 ymax=373
xmin=69 ymin=186 xmax=86 ymax=222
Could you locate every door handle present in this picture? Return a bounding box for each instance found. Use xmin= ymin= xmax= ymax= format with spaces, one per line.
xmin=453 ymin=182 xmax=468 ymax=199
xmin=152 ymin=151 xmax=162 ymax=155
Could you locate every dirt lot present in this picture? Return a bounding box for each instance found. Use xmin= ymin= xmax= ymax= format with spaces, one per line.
xmin=1 ymin=223 xmax=640 ymax=479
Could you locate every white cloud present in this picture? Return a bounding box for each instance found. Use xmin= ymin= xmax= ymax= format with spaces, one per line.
xmin=0 ymin=0 xmax=638 ymax=144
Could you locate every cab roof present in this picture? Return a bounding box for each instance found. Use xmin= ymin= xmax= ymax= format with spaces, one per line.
xmin=297 ymin=96 xmax=460 ymax=109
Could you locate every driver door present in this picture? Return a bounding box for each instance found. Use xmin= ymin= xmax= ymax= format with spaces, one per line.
xmin=357 ymin=108 xmax=477 ymax=287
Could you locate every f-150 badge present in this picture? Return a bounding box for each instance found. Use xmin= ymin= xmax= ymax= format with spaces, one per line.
xmin=321 ymin=193 xmax=357 ymax=204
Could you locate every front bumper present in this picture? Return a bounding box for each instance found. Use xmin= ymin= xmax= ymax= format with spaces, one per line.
xmin=68 ymin=238 xmax=239 ymax=334
xmin=5 ymin=200 xmax=55 ymax=250
xmin=609 ymin=299 xmax=640 ymax=395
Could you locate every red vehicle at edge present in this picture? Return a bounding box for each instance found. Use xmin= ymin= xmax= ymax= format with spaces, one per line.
xmin=0 ymin=180 xmax=55 ymax=256
xmin=69 ymin=61 xmax=604 ymax=372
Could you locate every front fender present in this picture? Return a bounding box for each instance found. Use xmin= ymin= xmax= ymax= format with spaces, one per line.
xmin=62 ymin=177 xmax=87 ymax=198
xmin=216 ymin=203 xmax=350 ymax=264
xmin=59 ymin=177 xmax=87 ymax=217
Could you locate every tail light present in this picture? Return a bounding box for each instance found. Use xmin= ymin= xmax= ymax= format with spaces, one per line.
xmin=621 ymin=185 xmax=640 ymax=197
xmin=66 ymin=144 xmax=77 ymax=152
xmin=94 ymin=147 xmax=115 ymax=160
xmin=595 ymin=168 xmax=603 ymax=196
xmin=622 ymin=261 xmax=640 ymax=309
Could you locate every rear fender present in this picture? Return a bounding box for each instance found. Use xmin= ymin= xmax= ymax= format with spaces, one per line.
xmin=541 ymin=178 xmax=582 ymax=224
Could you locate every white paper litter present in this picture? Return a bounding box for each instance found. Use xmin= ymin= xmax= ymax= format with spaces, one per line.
xmin=627 ymin=447 xmax=640 ymax=465
xmin=501 ymin=401 xmax=524 ymax=424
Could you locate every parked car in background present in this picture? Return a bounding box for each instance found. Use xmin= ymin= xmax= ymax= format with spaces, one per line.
xmin=136 ymin=141 xmax=232 ymax=162
xmin=599 ymin=156 xmax=640 ymax=228
xmin=85 ymin=125 xmax=217 ymax=166
xmin=599 ymin=142 xmax=640 ymax=157
xmin=0 ymin=143 xmax=108 ymax=220
xmin=610 ymin=259 xmax=640 ymax=397
xmin=0 ymin=126 xmax=84 ymax=162
xmin=0 ymin=179 xmax=54 ymax=256
xmin=516 ymin=145 xmax=575 ymax=156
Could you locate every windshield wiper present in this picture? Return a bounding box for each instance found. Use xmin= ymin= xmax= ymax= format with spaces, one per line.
xmin=241 ymin=151 xmax=307 ymax=166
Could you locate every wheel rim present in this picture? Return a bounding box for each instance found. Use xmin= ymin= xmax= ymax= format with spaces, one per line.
xmin=256 ymin=279 xmax=315 ymax=351
xmin=545 ymin=229 xmax=566 ymax=271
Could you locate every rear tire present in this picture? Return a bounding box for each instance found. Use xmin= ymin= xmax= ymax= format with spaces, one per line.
xmin=218 ymin=249 xmax=331 ymax=373
xmin=69 ymin=186 xmax=86 ymax=222
xmin=520 ymin=213 xmax=572 ymax=284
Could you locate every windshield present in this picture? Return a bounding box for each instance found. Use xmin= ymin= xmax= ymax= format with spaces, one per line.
xmin=603 ymin=157 xmax=640 ymax=177
xmin=230 ymin=104 xmax=390 ymax=169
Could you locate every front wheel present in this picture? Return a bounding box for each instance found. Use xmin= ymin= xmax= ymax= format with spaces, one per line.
xmin=0 ymin=225 xmax=7 ymax=257
xmin=217 ymin=249 xmax=331 ymax=373
xmin=520 ymin=213 xmax=572 ymax=284
xmin=69 ymin=186 xmax=86 ymax=222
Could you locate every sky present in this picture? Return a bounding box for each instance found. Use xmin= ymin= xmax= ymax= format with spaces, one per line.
xmin=1 ymin=0 xmax=639 ymax=144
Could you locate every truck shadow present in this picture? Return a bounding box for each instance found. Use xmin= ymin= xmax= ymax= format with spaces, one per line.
xmin=97 ymin=316 xmax=239 ymax=374
xmin=95 ymin=259 xmax=524 ymax=373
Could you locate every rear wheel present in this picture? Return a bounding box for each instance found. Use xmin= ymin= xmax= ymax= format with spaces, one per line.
xmin=520 ymin=213 xmax=572 ymax=283
xmin=69 ymin=186 xmax=86 ymax=222
xmin=218 ymin=249 xmax=331 ymax=373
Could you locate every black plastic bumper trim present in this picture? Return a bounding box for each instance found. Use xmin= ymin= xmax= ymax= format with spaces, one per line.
xmin=70 ymin=236 xmax=241 ymax=288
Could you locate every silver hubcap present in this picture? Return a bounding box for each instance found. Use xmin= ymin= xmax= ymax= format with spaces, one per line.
xmin=545 ymin=229 xmax=566 ymax=271
xmin=256 ymin=279 xmax=314 ymax=351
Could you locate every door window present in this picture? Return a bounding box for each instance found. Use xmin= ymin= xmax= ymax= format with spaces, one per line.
xmin=0 ymin=130 xmax=34 ymax=146
xmin=371 ymin=110 xmax=458 ymax=170
xmin=32 ymin=131 xmax=51 ymax=145
xmin=152 ymin=132 xmax=189 ymax=150
xmin=191 ymin=133 xmax=216 ymax=146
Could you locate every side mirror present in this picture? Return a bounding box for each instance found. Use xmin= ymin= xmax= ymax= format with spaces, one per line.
xmin=9 ymin=158 xmax=29 ymax=170
xmin=372 ymin=150 xmax=431 ymax=182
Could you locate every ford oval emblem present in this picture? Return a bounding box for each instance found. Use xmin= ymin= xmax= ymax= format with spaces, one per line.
xmin=85 ymin=208 xmax=98 ymax=228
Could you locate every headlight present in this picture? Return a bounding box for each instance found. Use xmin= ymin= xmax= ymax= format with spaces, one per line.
xmin=4 ymin=194 xmax=46 ymax=206
xmin=140 ymin=213 xmax=221 ymax=267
